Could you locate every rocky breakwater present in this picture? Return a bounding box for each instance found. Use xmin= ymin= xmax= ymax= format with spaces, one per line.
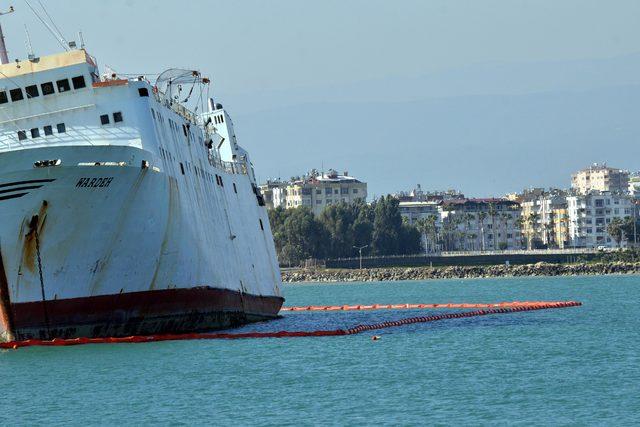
xmin=281 ymin=262 xmax=640 ymax=283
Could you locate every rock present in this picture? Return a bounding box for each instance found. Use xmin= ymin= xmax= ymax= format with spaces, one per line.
xmin=281 ymin=262 xmax=640 ymax=283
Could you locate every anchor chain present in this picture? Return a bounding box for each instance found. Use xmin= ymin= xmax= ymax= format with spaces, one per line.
xmin=33 ymin=216 xmax=51 ymax=339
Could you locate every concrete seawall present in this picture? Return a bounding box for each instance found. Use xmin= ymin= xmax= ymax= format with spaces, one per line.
xmin=282 ymin=262 xmax=640 ymax=283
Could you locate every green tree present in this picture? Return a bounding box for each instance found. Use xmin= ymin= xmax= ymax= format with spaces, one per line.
xmin=269 ymin=206 xmax=328 ymax=265
xmin=607 ymin=217 xmax=625 ymax=247
xmin=621 ymin=216 xmax=639 ymax=246
xmin=319 ymin=202 xmax=357 ymax=258
xmin=371 ymin=196 xmax=403 ymax=255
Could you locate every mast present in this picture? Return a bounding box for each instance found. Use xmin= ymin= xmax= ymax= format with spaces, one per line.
xmin=0 ymin=6 xmax=15 ymax=65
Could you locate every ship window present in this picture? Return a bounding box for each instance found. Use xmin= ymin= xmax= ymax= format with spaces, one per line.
xmin=56 ymin=123 xmax=66 ymax=133
xmin=30 ymin=128 xmax=40 ymax=138
xmin=113 ymin=112 xmax=123 ymax=123
xmin=100 ymin=114 xmax=110 ymax=125
xmin=41 ymin=82 xmax=55 ymax=96
xmin=220 ymin=115 xmax=224 ymax=123
xmin=0 ymin=91 xmax=6 ymax=104
xmin=179 ymin=162 xmax=185 ymax=175
xmin=17 ymin=130 xmax=27 ymax=141
xmin=10 ymin=88 xmax=23 ymax=101
xmin=44 ymin=125 xmax=53 ymax=136
xmin=182 ymin=124 xmax=188 ymax=137
xmin=259 ymin=219 xmax=264 ymax=230
xmin=233 ymin=183 xmax=237 ymax=193
xmin=138 ymin=88 xmax=149 ymax=97
xmin=25 ymin=85 xmax=39 ymax=98
xmin=72 ymin=75 xmax=86 ymax=89
xmin=56 ymin=78 xmax=71 ymax=93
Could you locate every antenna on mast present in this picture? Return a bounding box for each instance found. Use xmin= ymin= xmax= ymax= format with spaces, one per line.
xmin=24 ymin=25 xmax=34 ymax=60
xmin=0 ymin=6 xmax=15 ymax=65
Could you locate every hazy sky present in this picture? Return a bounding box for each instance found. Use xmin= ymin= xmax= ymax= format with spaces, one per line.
xmin=3 ymin=1 xmax=640 ymax=195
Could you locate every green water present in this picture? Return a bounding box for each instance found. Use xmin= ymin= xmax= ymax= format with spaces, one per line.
xmin=1 ymin=275 xmax=639 ymax=425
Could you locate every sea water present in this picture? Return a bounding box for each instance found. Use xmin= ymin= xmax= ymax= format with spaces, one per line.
xmin=1 ymin=275 xmax=639 ymax=425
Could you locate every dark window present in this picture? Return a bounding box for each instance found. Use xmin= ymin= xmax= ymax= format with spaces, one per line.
xmin=71 ymin=75 xmax=86 ymax=89
xmin=182 ymin=124 xmax=188 ymax=137
xmin=138 ymin=87 xmax=149 ymax=97
xmin=41 ymin=82 xmax=55 ymax=95
xmin=56 ymin=79 xmax=71 ymax=92
xmin=179 ymin=163 xmax=185 ymax=175
xmin=220 ymin=115 xmax=224 ymax=123
xmin=259 ymin=219 xmax=264 ymax=230
xmin=113 ymin=112 xmax=123 ymax=123
xmin=10 ymin=88 xmax=23 ymax=101
xmin=25 ymin=85 xmax=39 ymax=98
xmin=56 ymin=123 xmax=66 ymax=133
xmin=100 ymin=114 xmax=110 ymax=125
xmin=30 ymin=128 xmax=40 ymax=138
xmin=233 ymin=183 xmax=237 ymax=193
xmin=44 ymin=125 xmax=53 ymax=136
xmin=0 ymin=91 xmax=6 ymax=104
xmin=17 ymin=130 xmax=27 ymax=141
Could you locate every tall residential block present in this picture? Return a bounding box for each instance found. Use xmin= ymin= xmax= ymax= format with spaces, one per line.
xmin=571 ymin=163 xmax=629 ymax=195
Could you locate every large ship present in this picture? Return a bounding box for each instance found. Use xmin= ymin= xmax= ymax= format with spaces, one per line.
xmin=0 ymin=30 xmax=283 ymax=341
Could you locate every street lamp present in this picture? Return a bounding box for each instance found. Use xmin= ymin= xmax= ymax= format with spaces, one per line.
xmin=353 ymin=245 xmax=369 ymax=270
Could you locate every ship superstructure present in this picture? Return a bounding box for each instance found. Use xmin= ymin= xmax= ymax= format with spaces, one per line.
xmin=0 ymin=47 xmax=283 ymax=341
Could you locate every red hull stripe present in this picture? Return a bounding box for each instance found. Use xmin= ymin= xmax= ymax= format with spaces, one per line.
xmin=10 ymin=287 xmax=284 ymax=330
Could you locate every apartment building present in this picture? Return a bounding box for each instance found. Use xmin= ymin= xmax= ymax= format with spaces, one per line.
xmin=571 ymin=163 xmax=629 ymax=195
xmin=567 ymin=192 xmax=634 ymax=248
xmin=269 ymin=169 xmax=367 ymax=215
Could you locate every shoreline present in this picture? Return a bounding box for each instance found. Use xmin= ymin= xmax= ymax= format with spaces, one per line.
xmin=281 ymin=262 xmax=640 ymax=283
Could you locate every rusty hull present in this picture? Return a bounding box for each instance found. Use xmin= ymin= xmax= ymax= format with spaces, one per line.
xmin=9 ymin=286 xmax=284 ymax=341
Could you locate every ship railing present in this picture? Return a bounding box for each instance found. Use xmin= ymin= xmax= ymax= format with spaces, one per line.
xmin=151 ymin=89 xmax=199 ymax=124
xmin=208 ymin=155 xmax=249 ymax=176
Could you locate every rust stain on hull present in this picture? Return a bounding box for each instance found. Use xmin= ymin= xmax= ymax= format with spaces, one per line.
xmin=20 ymin=201 xmax=49 ymax=274
xmin=0 ymin=247 xmax=15 ymax=341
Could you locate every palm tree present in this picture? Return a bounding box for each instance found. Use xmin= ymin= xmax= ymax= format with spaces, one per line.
xmin=464 ymin=213 xmax=475 ymax=251
xmin=468 ymin=233 xmax=478 ymax=250
xmin=526 ymin=212 xmax=539 ymax=250
xmin=478 ymin=211 xmax=488 ymax=251
xmin=488 ymin=203 xmax=497 ymax=250
xmin=416 ymin=215 xmax=438 ymax=255
xmin=515 ymin=217 xmax=526 ymax=248
xmin=500 ymin=213 xmax=510 ymax=250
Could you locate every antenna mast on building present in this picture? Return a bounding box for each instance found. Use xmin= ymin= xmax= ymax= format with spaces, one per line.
xmin=0 ymin=6 xmax=15 ymax=65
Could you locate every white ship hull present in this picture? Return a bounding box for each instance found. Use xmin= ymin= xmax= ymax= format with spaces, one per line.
xmin=0 ymin=146 xmax=283 ymax=341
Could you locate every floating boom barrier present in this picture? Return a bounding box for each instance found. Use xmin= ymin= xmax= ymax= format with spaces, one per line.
xmin=0 ymin=301 xmax=581 ymax=349
xmin=281 ymin=300 xmax=578 ymax=312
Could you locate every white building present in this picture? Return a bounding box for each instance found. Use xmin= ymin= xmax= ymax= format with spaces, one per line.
xmin=261 ymin=169 xmax=367 ymax=215
xmin=571 ymin=163 xmax=629 ymax=195
xmin=567 ymin=192 xmax=634 ymax=248
xmin=399 ymin=201 xmax=440 ymax=225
